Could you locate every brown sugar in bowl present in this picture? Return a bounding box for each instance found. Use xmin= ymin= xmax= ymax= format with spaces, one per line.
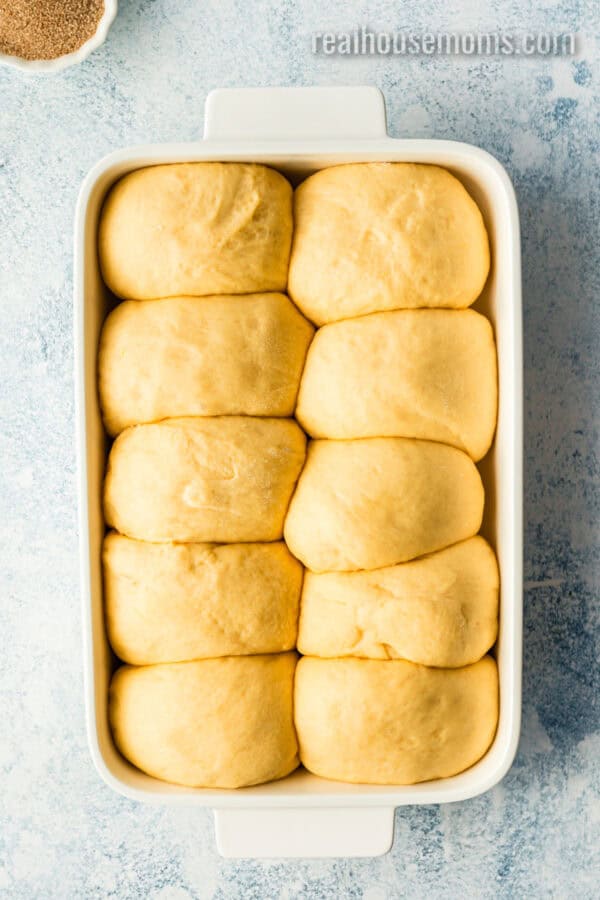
xmin=0 ymin=0 xmax=117 ymax=73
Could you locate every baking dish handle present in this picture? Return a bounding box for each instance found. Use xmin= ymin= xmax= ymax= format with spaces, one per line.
xmin=213 ymin=806 xmax=395 ymax=858
xmin=204 ymin=86 xmax=387 ymax=141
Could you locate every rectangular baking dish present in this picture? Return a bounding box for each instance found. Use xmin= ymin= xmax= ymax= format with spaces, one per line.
xmin=74 ymin=86 xmax=522 ymax=858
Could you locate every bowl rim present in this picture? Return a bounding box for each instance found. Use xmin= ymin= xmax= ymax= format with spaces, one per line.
xmin=0 ymin=0 xmax=118 ymax=74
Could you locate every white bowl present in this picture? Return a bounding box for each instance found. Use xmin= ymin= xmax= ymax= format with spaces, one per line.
xmin=75 ymin=86 xmax=523 ymax=859
xmin=0 ymin=0 xmax=117 ymax=74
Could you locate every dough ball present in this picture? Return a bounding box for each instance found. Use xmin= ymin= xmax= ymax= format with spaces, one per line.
xmin=104 ymin=416 xmax=306 ymax=542
xmin=284 ymin=438 xmax=484 ymax=572
xmin=99 ymin=163 xmax=292 ymax=299
xmin=296 ymin=309 xmax=497 ymax=461
xmin=110 ymin=653 xmax=299 ymax=788
xmin=288 ymin=163 xmax=489 ymax=324
xmin=104 ymin=534 xmax=303 ymax=664
xmin=298 ymin=537 xmax=498 ymax=667
xmin=99 ymin=293 xmax=314 ymax=435
xmin=294 ymin=656 xmax=498 ymax=784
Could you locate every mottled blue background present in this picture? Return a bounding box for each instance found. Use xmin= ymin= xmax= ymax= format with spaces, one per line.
xmin=1 ymin=1 xmax=598 ymax=897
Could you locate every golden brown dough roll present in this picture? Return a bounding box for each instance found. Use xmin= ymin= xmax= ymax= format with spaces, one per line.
xmin=99 ymin=163 xmax=292 ymax=299
xmin=99 ymin=293 xmax=314 ymax=435
xmin=288 ymin=163 xmax=489 ymax=324
xmin=104 ymin=417 xmax=306 ymax=542
xmin=296 ymin=309 xmax=497 ymax=461
xmin=104 ymin=533 xmax=303 ymax=664
xmin=298 ymin=537 xmax=498 ymax=667
xmin=110 ymin=653 xmax=299 ymax=788
xmin=294 ymin=656 xmax=498 ymax=784
xmin=284 ymin=438 xmax=484 ymax=572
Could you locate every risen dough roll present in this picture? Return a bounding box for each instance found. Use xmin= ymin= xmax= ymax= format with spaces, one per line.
xmin=296 ymin=309 xmax=497 ymax=461
xmin=99 ymin=163 xmax=292 ymax=299
xmin=298 ymin=537 xmax=498 ymax=667
xmin=104 ymin=417 xmax=306 ymax=542
xmin=284 ymin=438 xmax=484 ymax=572
xmin=104 ymin=533 xmax=303 ymax=664
xmin=110 ymin=653 xmax=299 ymax=788
xmin=99 ymin=293 xmax=314 ymax=435
xmin=288 ymin=163 xmax=489 ymax=324
xmin=295 ymin=656 xmax=498 ymax=784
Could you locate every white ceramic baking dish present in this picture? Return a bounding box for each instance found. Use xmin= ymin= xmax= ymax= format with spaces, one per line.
xmin=74 ymin=86 xmax=522 ymax=859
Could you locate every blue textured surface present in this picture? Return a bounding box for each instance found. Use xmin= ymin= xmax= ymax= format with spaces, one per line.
xmin=1 ymin=1 xmax=598 ymax=897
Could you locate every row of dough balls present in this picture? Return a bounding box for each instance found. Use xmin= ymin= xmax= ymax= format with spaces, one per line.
xmin=99 ymin=160 xmax=489 ymax=323
xmin=103 ymin=418 xmax=492 ymax=577
xmin=100 ymin=296 xmax=496 ymax=460
xmin=104 ymin=534 xmax=497 ymax=668
xmin=111 ymin=653 xmax=498 ymax=788
xmin=100 ymin=160 xmax=497 ymax=788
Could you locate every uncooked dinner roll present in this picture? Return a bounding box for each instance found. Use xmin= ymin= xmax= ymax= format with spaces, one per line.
xmin=110 ymin=653 xmax=299 ymax=788
xmin=288 ymin=163 xmax=489 ymax=324
xmin=295 ymin=656 xmax=498 ymax=784
xmin=284 ymin=438 xmax=484 ymax=572
xmin=104 ymin=417 xmax=306 ymax=542
xmin=99 ymin=293 xmax=314 ymax=435
xmin=104 ymin=534 xmax=303 ymax=664
xmin=298 ymin=537 xmax=498 ymax=667
xmin=99 ymin=163 xmax=292 ymax=299
xmin=296 ymin=309 xmax=497 ymax=461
